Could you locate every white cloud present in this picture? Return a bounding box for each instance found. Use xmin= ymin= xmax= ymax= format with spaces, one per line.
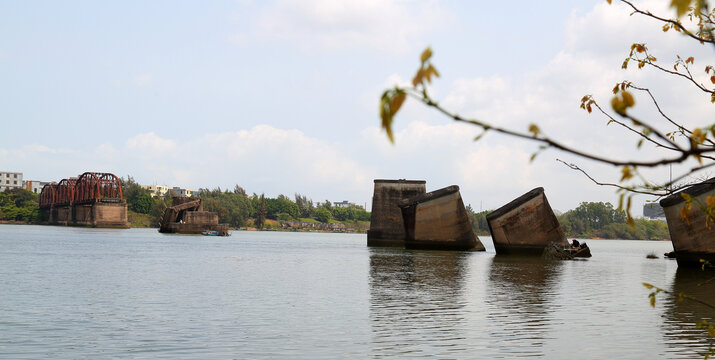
xmin=244 ymin=0 xmax=452 ymax=53
xmin=125 ymin=132 xmax=177 ymax=156
xmin=132 ymin=73 xmax=154 ymax=87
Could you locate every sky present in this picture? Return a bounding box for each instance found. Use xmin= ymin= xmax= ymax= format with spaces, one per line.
xmin=1 ymin=0 xmax=713 ymax=215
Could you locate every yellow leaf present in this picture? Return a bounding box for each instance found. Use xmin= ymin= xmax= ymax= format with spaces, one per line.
xmin=528 ymin=124 xmax=540 ymax=137
xmin=706 ymin=195 xmax=715 ymax=207
xmin=621 ymin=166 xmax=633 ymax=181
xmin=708 ymin=325 xmax=715 ymax=338
xmin=650 ymin=295 xmax=656 ymax=307
xmin=686 ymin=56 xmax=694 ymax=64
xmin=710 ymin=76 xmax=715 ymax=84
xmin=670 ymin=0 xmax=693 ymax=18
xmin=635 ymin=44 xmax=646 ymax=53
xmin=379 ymin=89 xmax=405 ymax=144
xmin=662 ymin=23 xmax=670 ymax=32
xmin=420 ymin=47 xmax=433 ymax=64
xmin=680 ymin=205 xmax=691 ymax=225
xmin=425 ymin=64 xmax=440 ymax=83
xmin=389 ymin=92 xmax=406 ymax=116
xmin=622 ymin=91 xmax=635 ymax=107
xmin=692 ymin=128 xmax=706 ymax=144
xmin=606 ymin=0 xmax=612 ymax=4
xmin=682 ymin=193 xmax=692 ymax=202
xmin=412 ymin=68 xmax=424 ymax=87
xmin=694 ymin=153 xmax=703 ymax=164
xmin=642 ymin=282 xmax=654 ymax=289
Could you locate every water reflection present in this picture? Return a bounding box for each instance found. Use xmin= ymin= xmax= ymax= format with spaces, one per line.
xmin=368 ymin=248 xmax=469 ymax=358
xmin=661 ymin=267 xmax=715 ymax=359
xmin=485 ymin=256 xmax=565 ymax=357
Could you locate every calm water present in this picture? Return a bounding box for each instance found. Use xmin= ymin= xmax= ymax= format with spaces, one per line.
xmin=0 ymin=225 xmax=713 ymax=359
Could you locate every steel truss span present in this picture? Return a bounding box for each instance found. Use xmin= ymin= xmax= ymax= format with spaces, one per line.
xmin=39 ymin=172 xmax=123 ymax=208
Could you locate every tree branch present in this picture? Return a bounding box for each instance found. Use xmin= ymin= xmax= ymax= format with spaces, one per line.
xmin=404 ymin=88 xmax=715 ymax=168
xmin=620 ymin=0 xmax=715 ymax=48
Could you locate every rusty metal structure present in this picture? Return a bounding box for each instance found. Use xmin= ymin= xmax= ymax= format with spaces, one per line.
xmin=74 ymin=172 xmax=123 ymax=204
xmin=38 ymin=172 xmax=128 ymax=228
xmin=159 ymin=197 xmax=229 ymax=235
xmin=39 ymin=172 xmax=123 ymax=208
xmin=39 ymin=183 xmax=57 ymax=208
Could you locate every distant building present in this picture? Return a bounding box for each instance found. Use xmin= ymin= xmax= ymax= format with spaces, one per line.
xmin=23 ymin=180 xmax=50 ymax=194
xmin=142 ymin=184 xmax=169 ymax=198
xmin=643 ymin=203 xmax=665 ymax=220
xmin=170 ymin=187 xmax=195 ymax=198
xmin=0 ymin=171 xmax=23 ymax=192
xmin=334 ymin=200 xmax=350 ymax=208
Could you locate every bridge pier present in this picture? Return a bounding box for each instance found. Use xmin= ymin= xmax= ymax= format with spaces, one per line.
xmin=43 ymin=202 xmax=129 ymax=228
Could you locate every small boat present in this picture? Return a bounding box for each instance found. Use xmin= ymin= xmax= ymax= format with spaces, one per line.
xmin=202 ymin=230 xmax=219 ymax=236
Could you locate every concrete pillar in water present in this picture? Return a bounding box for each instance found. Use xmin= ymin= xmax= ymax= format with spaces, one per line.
xmin=487 ymin=187 xmax=567 ymax=255
xmin=399 ymin=185 xmax=485 ymax=251
xmin=367 ymin=179 xmax=426 ymax=247
xmin=660 ymin=177 xmax=715 ymax=267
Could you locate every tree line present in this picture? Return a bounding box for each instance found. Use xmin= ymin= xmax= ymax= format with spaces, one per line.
xmin=466 ymin=201 xmax=670 ymax=240
xmin=121 ymin=178 xmax=370 ymax=228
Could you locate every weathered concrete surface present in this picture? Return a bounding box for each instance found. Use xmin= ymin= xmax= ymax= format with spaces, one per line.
xmin=367 ymin=179 xmax=426 ymax=247
xmin=487 ymin=187 xmax=567 ymax=255
xmin=399 ymin=185 xmax=485 ymax=251
xmin=660 ymin=178 xmax=715 ymax=267
xmin=46 ymin=202 xmax=129 ymax=228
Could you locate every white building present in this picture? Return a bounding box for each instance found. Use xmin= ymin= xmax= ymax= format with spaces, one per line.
xmin=333 ymin=200 xmax=351 ymax=208
xmin=23 ymin=180 xmax=50 ymax=194
xmin=170 ymin=187 xmax=195 ymax=197
xmin=0 ymin=171 xmax=23 ymax=192
xmin=142 ymin=184 xmax=169 ymax=198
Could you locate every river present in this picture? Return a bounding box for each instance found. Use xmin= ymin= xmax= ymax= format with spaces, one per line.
xmin=0 ymin=225 xmax=713 ymax=359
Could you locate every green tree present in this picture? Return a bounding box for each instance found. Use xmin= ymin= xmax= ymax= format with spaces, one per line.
xmin=0 ymin=188 xmax=39 ymax=222
xmin=294 ymin=193 xmax=315 ymax=218
xmin=265 ymin=195 xmax=299 ymax=220
xmin=314 ymin=207 xmax=332 ymax=223
xmin=256 ymin=194 xmax=266 ymax=229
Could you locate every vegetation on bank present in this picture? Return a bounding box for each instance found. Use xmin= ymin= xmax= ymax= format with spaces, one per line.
xmin=466 ymin=201 xmax=670 ymax=240
xmin=0 ymin=188 xmax=41 ymax=223
xmin=122 ymin=178 xmax=371 ymax=230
